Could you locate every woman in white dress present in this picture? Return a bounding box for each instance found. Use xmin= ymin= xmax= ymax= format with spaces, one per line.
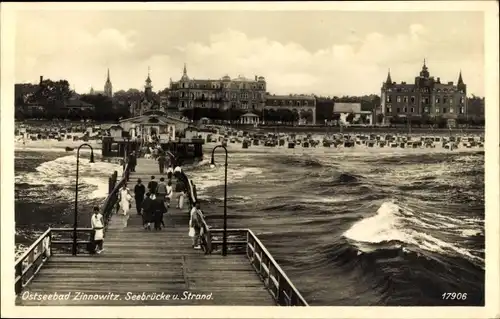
xmin=91 ymin=207 xmax=105 ymax=254
xmin=119 ymin=185 xmax=132 ymax=215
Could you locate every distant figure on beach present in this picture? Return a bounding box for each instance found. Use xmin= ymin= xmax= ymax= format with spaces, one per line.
xmin=134 ymin=179 xmax=146 ymax=215
xmin=91 ymin=206 xmax=105 ymax=254
xmin=119 ymin=184 xmax=132 ymax=215
xmin=147 ymin=176 xmax=158 ymax=195
xmin=128 ymin=151 xmax=137 ymax=172
xmin=158 ymin=153 xmax=166 ymax=174
xmin=189 ymin=202 xmax=202 ymax=250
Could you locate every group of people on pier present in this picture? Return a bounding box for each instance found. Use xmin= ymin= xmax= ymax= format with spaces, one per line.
xmin=92 ymin=146 xmax=204 ymax=253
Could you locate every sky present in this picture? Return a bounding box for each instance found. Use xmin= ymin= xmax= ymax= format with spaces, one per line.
xmin=14 ymin=9 xmax=485 ymax=97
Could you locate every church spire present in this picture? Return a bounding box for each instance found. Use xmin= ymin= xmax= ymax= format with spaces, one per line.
xmin=458 ymin=69 xmax=464 ymax=85
xmin=385 ymin=68 xmax=392 ymax=84
xmin=183 ymin=63 xmax=187 ymax=76
xmin=104 ymin=68 xmax=112 ymax=98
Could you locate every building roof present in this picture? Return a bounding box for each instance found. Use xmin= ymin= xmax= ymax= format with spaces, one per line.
xmin=231 ymin=75 xmax=255 ymax=82
xmin=333 ymin=102 xmax=361 ymax=113
xmin=241 ymin=113 xmax=259 ymax=117
xmin=119 ymin=114 xmax=190 ymax=125
xmin=265 ymin=94 xmax=315 ymax=101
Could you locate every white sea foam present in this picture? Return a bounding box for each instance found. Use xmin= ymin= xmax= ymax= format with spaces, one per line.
xmin=343 ymin=201 xmax=484 ymax=265
xmin=191 ymin=165 xmax=263 ymax=198
xmin=16 ymin=154 xmax=122 ymax=201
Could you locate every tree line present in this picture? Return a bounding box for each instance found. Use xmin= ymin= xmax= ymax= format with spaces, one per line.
xmin=15 ymin=79 xmax=134 ymax=121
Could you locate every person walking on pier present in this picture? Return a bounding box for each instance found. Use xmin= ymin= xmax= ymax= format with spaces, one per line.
xmin=166 ymin=180 xmax=173 ymax=207
xmin=175 ymin=178 xmax=186 ymax=209
xmin=152 ymin=194 xmax=167 ymax=230
xmin=158 ymin=153 xmax=166 ymax=174
xmin=91 ymin=206 xmax=105 ymax=254
xmin=156 ymin=177 xmax=168 ymax=201
xmin=119 ymin=184 xmax=132 ymax=215
xmin=134 ymin=178 xmax=146 ymax=215
xmin=166 ymin=166 xmax=174 ymax=181
xmin=141 ymin=193 xmax=154 ymax=230
xmin=129 ymin=151 xmax=137 ymax=172
xmin=147 ymin=176 xmax=158 ymax=195
xmin=189 ymin=202 xmax=202 ymax=250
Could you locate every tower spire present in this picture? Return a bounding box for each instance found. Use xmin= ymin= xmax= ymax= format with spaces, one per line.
xmin=458 ymin=69 xmax=464 ymax=85
xmin=385 ymin=68 xmax=392 ymax=84
xmin=183 ymin=63 xmax=187 ymax=76
xmin=106 ymin=68 xmax=110 ymax=82
xmin=420 ymin=58 xmax=429 ymax=78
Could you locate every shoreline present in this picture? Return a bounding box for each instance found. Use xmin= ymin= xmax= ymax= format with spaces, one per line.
xmin=15 ymin=139 xmax=102 ymax=153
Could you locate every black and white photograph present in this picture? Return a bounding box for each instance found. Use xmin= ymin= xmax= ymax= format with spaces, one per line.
xmin=1 ymin=1 xmax=499 ymax=318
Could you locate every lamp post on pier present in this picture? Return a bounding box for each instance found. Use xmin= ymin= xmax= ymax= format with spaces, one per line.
xmin=72 ymin=143 xmax=95 ymax=256
xmin=210 ymin=145 xmax=228 ymax=256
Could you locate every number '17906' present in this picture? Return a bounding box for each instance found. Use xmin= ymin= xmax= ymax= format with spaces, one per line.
xmin=442 ymin=292 xmax=467 ymax=300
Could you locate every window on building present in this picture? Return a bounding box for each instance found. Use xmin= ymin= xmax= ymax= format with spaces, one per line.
xmin=274 ymin=100 xmax=278 ymax=105
xmin=460 ymin=97 xmax=465 ymax=104
xmin=397 ymin=96 xmax=401 ymax=103
xmin=449 ymin=108 xmax=454 ymax=113
xmin=403 ymin=96 xmax=408 ymax=103
xmin=410 ymin=107 xmax=414 ymax=113
xmin=460 ymin=107 xmax=465 ymax=114
xmin=435 ymin=108 xmax=440 ymax=113
xmin=411 ymin=96 xmax=415 ymax=103
xmin=181 ymin=92 xmax=185 ymax=98
xmin=424 ymin=107 xmax=429 ymax=113
xmin=304 ymin=101 xmax=308 ymax=106
xmin=449 ymin=99 xmax=453 ymax=105
xmin=396 ymin=107 xmax=400 ymax=113
xmin=296 ymin=101 xmax=301 ymax=106
xmin=443 ymin=97 xmax=447 ymax=104
xmin=403 ymin=107 xmax=407 ymax=113
xmin=443 ymin=108 xmax=447 ymax=113
xmin=386 ymin=96 xmax=391 ymax=102
xmin=289 ymin=101 xmax=293 ymax=106
xmin=387 ymin=105 xmax=392 ymax=113
xmin=436 ymin=97 xmax=440 ymax=104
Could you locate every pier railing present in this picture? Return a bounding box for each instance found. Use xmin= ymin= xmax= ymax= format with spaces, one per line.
xmin=15 ymin=227 xmax=93 ymax=294
xmin=14 ymin=163 xmax=131 ymax=294
xmin=196 ymin=213 xmax=308 ymax=306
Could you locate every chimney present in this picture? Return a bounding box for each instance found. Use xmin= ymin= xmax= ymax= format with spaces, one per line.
xmin=39 ymin=76 xmax=43 ymax=84
xmin=255 ymin=75 xmax=258 ymax=81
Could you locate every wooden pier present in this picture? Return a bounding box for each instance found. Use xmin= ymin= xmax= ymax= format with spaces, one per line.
xmin=15 ymin=158 xmax=308 ymax=306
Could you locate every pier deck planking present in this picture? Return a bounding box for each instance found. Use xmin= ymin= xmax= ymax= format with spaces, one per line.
xmin=16 ymin=158 xmax=275 ymax=306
